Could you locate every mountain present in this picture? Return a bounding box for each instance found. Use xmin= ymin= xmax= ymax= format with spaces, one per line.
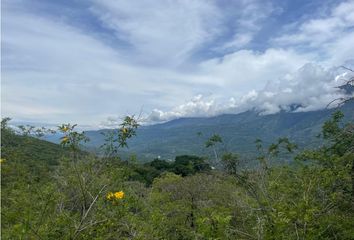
xmin=77 ymin=101 xmax=353 ymax=162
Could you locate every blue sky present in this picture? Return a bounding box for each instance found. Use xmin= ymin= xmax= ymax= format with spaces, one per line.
xmin=2 ymin=0 xmax=354 ymax=128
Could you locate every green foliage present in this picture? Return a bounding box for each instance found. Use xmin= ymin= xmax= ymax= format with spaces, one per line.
xmin=221 ymin=152 xmax=239 ymax=175
xmin=58 ymin=123 xmax=89 ymax=151
xmin=173 ymin=155 xmax=211 ymax=176
xmin=17 ymin=124 xmax=56 ymax=138
xmin=126 ymin=155 xmax=211 ymax=185
xmin=118 ymin=116 xmax=140 ymax=148
xmin=1 ymin=127 xmax=66 ymax=167
xmin=149 ymin=158 xmax=171 ymax=171
xmin=147 ymin=173 xmax=238 ymax=239
xmin=205 ymin=134 xmax=223 ymax=148
xmin=100 ymin=116 xmax=140 ymax=157
xmin=1 ymin=111 xmax=354 ymax=239
xmin=1 ymin=117 xmax=12 ymax=131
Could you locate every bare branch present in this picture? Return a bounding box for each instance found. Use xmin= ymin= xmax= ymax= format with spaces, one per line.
xmin=72 ymin=185 xmax=107 ymax=240
xmin=340 ymin=66 xmax=354 ymax=72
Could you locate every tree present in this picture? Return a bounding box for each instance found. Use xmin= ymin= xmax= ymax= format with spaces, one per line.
xmin=205 ymin=134 xmax=223 ymax=167
xmin=100 ymin=115 xmax=140 ymax=157
xmin=298 ymin=111 xmax=354 ymax=203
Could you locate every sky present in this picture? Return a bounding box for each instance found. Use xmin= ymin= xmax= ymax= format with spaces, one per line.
xmin=2 ymin=0 xmax=354 ymax=128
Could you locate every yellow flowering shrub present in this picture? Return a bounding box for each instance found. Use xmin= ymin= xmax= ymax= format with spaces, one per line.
xmin=106 ymin=191 xmax=124 ymax=201
xmin=61 ymin=136 xmax=69 ymax=144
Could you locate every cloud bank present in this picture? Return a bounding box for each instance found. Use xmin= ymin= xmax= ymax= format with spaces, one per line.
xmin=144 ymin=64 xmax=354 ymax=123
xmin=2 ymin=0 xmax=354 ymax=128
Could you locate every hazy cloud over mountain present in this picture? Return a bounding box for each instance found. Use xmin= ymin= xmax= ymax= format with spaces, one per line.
xmin=144 ymin=63 xmax=353 ymax=123
xmin=2 ymin=0 xmax=354 ymax=127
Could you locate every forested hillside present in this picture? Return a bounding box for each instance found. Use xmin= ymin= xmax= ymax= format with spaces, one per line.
xmin=1 ymin=110 xmax=354 ymax=239
xmin=82 ymin=101 xmax=354 ymax=161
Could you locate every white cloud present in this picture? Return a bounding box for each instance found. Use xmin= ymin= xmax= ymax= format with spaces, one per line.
xmin=217 ymin=0 xmax=278 ymax=51
xmin=90 ymin=0 xmax=279 ymax=59
xmin=90 ymin=0 xmax=222 ymax=66
xmin=1 ymin=6 xmax=207 ymax=124
xmin=2 ymin=0 xmax=354 ymax=128
xmin=142 ymin=48 xmax=316 ymax=123
xmin=144 ymin=94 xmax=218 ymax=123
xmin=325 ymin=31 xmax=354 ymax=65
xmin=274 ymin=0 xmax=354 ymax=52
xmin=242 ymin=63 xmax=352 ymax=114
xmin=221 ymin=33 xmax=253 ymax=51
xmin=199 ymin=48 xmax=313 ymax=93
xmin=1 ymin=0 xmax=310 ymax=126
xmin=145 ymin=63 xmax=354 ymax=122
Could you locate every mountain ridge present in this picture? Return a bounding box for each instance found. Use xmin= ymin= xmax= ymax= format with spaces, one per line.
xmin=79 ymin=101 xmax=354 ymax=161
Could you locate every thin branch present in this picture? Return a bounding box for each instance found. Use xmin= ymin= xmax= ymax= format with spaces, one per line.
xmin=72 ymin=185 xmax=107 ymax=240
xmin=77 ymin=219 xmax=108 ymax=232
xmin=340 ymin=66 xmax=354 ymax=72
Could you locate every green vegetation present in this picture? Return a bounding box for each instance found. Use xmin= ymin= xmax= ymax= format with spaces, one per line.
xmin=81 ymin=101 xmax=354 ymax=161
xmin=1 ymin=111 xmax=354 ymax=239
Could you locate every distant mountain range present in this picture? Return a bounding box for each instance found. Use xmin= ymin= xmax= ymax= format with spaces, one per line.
xmin=74 ymin=101 xmax=353 ymax=162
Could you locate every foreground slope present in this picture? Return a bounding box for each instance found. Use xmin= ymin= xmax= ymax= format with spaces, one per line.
xmin=1 ymin=107 xmax=353 ymax=239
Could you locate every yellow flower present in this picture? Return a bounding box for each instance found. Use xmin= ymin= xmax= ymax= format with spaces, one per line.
xmin=106 ymin=191 xmax=124 ymax=201
xmin=121 ymin=127 xmax=128 ymax=134
xmin=106 ymin=192 xmax=114 ymax=200
xmin=61 ymin=136 xmax=69 ymax=144
xmin=114 ymin=191 xmax=124 ymax=199
xmin=63 ymin=126 xmax=69 ymax=132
